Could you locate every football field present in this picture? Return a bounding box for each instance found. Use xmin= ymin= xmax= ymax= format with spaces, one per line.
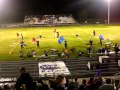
xmin=0 ymin=25 xmax=120 ymax=60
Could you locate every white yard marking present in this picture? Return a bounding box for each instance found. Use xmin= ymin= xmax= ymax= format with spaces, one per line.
xmin=9 ymin=40 xmax=20 ymax=54
xmin=69 ymin=30 xmax=86 ymax=43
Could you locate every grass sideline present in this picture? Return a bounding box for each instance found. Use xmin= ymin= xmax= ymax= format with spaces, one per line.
xmin=0 ymin=25 xmax=120 ymax=61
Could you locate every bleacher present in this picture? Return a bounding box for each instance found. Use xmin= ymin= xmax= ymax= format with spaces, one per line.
xmin=0 ymin=56 xmax=119 ymax=84
xmin=24 ymin=14 xmax=76 ymax=25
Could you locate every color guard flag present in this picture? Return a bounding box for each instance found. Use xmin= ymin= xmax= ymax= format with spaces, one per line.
xmin=99 ymin=34 xmax=104 ymax=40
xmin=58 ymin=36 xmax=64 ymax=44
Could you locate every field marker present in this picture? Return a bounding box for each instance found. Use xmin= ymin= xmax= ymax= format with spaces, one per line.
xmin=9 ymin=39 xmax=20 ymax=54
xmin=69 ymin=31 xmax=86 ymax=43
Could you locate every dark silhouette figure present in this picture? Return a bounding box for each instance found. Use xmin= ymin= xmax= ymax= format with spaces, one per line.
xmin=89 ymin=40 xmax=93 ymax=46
xmin=64 ymin=40 xmax=67 ymax=49
xmin=57 ymin=32 xmax=59 ymax=38
xmin=99 ymin=39 xmax=102 ymax=46
xmin=79 ymin=79 xmax=86 ymax=90
xmin=93 ymin=30 xmax=96 ymax=36
xmin=15 ymin=67 xmax=33 ymax=90
xmin=36 ymin=40 xmax=40 ymax=48
xmin=114 ymin=43 xmax=119 ymax=56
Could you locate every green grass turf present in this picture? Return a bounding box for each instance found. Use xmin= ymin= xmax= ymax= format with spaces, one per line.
xmin=0 ymin=25 xmax=120 ymax=61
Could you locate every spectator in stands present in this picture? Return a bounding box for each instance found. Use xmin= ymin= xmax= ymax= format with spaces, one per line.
xmin=86 ymin=77 xmax=95 ymax=90
xmin=53 ymin=75 xmax=66 ymax=90
xmin=97 ymin=77 xmax=104 ymax=88
xmin=4 ymin=84 xmax=11 ymax=90
xmin=65 ymin=78 xmax=70 ymax=88
xmin=99 ymin=78 xmax=114 ymax=90
xmin=114 ymin=43 xmax=119 ymax=56
xmin=37 ymin=79 xmax=49 ymax=90
xmin=0 ymin=86 xmax=3 ymax=90
xmin=32 ymin=82 xmax=37 ymax=90
xmin=115 ymin=80 xmax=120 ymax=90
xmin=67 ymin=81 xmax=76 ymax=90
xmin=79 ymin=79 xmax=86 ymax=90
xmin=15 ymin=67 xmax=33 ymax=90
xmin=74 ymin=78 xmax=79 ymax=89
xmin=49 ymin=79 xmax=55 ymax=90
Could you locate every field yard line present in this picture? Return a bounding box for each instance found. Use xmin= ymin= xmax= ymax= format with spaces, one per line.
xmin=9 ymin=39 xmax=20 ymax=54
xmin=79 ymin=28 xmax=116 ymax=47
xmin=80 ymin=28 xmax=115 ymax=40
xmin=69 ymin=31 xmax=86 ymax=43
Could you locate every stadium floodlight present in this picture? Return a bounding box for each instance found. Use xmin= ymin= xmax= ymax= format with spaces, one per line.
xmin=0 ymin=0 xmax=4 ymax=4
xmin=0 ymin=0 xmax=7 ymax=12
xmin=107 ymin=0 xmax=111 ymax=24
xmin=0 ymin=0 xmax=5 ymax=7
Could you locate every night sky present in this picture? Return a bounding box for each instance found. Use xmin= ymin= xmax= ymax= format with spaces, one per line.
xmin=0 ymin=0 xmax=120 ymax=22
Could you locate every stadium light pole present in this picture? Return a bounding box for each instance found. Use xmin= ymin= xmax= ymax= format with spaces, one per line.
xmin=107 ymin=0 xmax=111 ymax=24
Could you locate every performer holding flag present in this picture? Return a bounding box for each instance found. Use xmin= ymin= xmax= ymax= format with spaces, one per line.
xmin=99 ymin=34 xmax=104 ymax=46
xmin=32 ymin=37 xmax=36 ymax=44
xmin=20 ymin=41 xmax=27 ymax=49
xmin=58 ymin=36 xmax=64 ymax=44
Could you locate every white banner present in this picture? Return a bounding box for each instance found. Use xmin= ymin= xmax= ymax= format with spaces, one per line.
xmin=38 ymin=61 xmax=70 ymax=77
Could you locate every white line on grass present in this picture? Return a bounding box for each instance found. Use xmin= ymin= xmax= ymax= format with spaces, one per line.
xmin=69 ymin=31 xmax=86 ymax=43
xmin=9 ymin=40 xmax=20 ymax=54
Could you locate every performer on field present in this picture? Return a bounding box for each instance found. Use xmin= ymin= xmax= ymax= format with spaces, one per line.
xmin=16 ymin=33 xmax=19 ymax=38
xmin=32 ymin=37 xmax=36 ymax=44
xmin=64 ymin=40 xmax=67 ymax=49
xmin=93 ymin=30 xmax=96 ymax=36
xmin=36 ymin=40 xmax=40 ymax=48
xmin=20 ymin=41 xmax=27 ymax=49
xmin=21 ymin=33 xmax=24 ymax=40
xmin=56 ymin=32 xmax=59 ymax=38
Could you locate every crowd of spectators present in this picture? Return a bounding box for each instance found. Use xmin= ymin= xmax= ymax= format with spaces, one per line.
xmin=0 ymin=67 xmax=120 ymax=90
xmin=24 ymin=15 xmax=76 ymax=25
